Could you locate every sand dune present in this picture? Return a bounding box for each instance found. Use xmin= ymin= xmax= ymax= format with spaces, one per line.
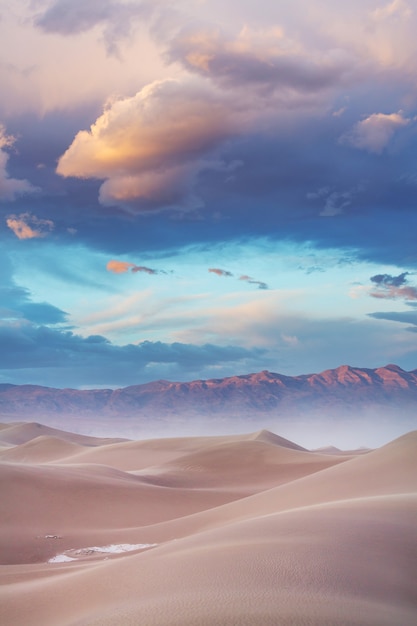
xmin=0 ymin=423 xmax=416 ymax=625
xmin=0 ymin=422 xmax=127 ymax=447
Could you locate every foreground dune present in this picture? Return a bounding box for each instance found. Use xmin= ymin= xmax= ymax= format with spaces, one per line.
xmin=0 ymin=422 xmax=416 ymax=625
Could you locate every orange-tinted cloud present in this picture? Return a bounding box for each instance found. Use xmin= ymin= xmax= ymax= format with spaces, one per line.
xmin=106 ymin=260 xmax=136 ymax=274
xmin=6 ymin=213 xmax=54 ymax=239
xmin=106 ymin=259 xmax=160 ymax=275
xmin=57 ymin=79 xmax=240 ymax=211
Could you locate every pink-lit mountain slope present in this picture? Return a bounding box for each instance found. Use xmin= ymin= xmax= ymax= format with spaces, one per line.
xmin=0 ymin=364 xmax=416 ymax=421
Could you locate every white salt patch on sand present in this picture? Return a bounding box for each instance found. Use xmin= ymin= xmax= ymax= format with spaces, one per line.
xmin=48 ymin=554 xmax=77 ymax=563
xmin=48 ymin=543 xmax=157 ymax=563
xmin=72 ymin=543 xmax=157 ymax=555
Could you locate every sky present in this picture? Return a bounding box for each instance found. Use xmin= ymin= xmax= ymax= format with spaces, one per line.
xmin=0 ymin=0 xmax=417 ymax=389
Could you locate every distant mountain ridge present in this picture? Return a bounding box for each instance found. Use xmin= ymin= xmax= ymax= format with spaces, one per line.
xmin=1 ymin=364 xmax=416 ymax=420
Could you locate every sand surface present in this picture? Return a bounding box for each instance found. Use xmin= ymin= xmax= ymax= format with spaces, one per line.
xmin=0 ymin=422 xmax=416 ymax=625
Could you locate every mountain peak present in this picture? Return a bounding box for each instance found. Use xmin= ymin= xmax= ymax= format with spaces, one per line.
xmin=381 ymin=364 xmax=405 ymax=372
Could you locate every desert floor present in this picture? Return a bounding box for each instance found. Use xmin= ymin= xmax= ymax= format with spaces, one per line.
xmin=1 ymin=421 xmax=416 ymax=625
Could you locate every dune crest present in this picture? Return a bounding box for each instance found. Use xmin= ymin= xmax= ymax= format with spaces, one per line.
xmin=1 ymin=423 xmax=416 ymax=625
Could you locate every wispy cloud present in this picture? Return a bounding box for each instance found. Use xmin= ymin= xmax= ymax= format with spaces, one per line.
xmin=209 ymin=268 xmax=268 ymax=289
xmin=6 ymin=213 xmax=54 ymax=240
xmin=106 ymin=259 xmax=162 ymax=275
xmin=239 ymin=275 xmax=269 ymax=290
xmin=209 ymin=268 xmax=233 ymax=277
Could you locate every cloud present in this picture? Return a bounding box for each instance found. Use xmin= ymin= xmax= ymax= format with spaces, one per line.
xmin=371 ymin=0 xmax=412 ymax=21
xmin=208 ymin=269 xmax=268 ymax=288
xmin=131 ymin=266 xmax=159 ymax=275
xmin=209 ymin=268 xmax=233 ymax=277
xmin=168 ymin=25 xmax=352 ymax=95
xmin=106 ymin=260 xmax=136 ymax=273
xmin=239 ymin=275 xmax=269 ymax=290
xmin=370 ymin=285 xmax=417 ymax=300
xmin=370 ymin=272 xmax=409 ymax=287
xmin=368 ymin=310 xmax=417 ymax=326
xmin=6 ymin=213 xmax=54 ymax=240
xmin=0 ymin=255 xmax=67 ymax=326
xmin=0 ymin=126 xmax=39 ymax=201
xmin=369 ymin=272 xmax=417 ymax=300
xmin=341 ymin=111 xmax=410 ymax=153
xmin=106 ymin=259 xmax=161 ymax=274
xmin=34 ymin=0 xmax=151 ymax=56
xmin=0 ymin=320 xmax=264 ymax=387
xmin=319 ymin=197 xmax=350 ymax=217
xmin=57 ymin=79 xmax=240 ymax=211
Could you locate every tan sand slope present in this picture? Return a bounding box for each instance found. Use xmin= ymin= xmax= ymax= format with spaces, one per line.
xmin=0 ymin=421 xmax=127 ymax=447
xmin=0 ymin=424 xmax=416 ymax=625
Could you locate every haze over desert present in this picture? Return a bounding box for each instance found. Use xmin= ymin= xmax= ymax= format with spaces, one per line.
xmin=1 ymin=420 xmax=416 ymax=625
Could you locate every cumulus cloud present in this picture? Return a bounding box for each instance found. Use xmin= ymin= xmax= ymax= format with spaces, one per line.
xmin=168 ymin=25 xmax=352 ymax=95
xmin=106 ymin=259 xmax=161 ymax=274
xmin=6 ymin=213 xmax=54 ymax=239
xmin=369 ymin=272 xmax=417 ymax=300
xmin=57 ymin=79 xmax=240 ymax=211
xmin=341 ymin=111 xmax=410 ymax=153
xmin=209 ymin=268 xmax=233 ymax=277
xmin=34 ymin=0 xmax=151 ymax=56
xmin=0 ymin=127 xmax=38 ymax=201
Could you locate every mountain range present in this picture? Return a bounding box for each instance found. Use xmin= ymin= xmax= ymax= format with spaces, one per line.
xmin=1 ymin=364 xmax=416 ymax=422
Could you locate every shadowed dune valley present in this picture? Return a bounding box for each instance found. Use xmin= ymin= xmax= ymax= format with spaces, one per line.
xmin=0 ymin=421 xmax=416 ymax=625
